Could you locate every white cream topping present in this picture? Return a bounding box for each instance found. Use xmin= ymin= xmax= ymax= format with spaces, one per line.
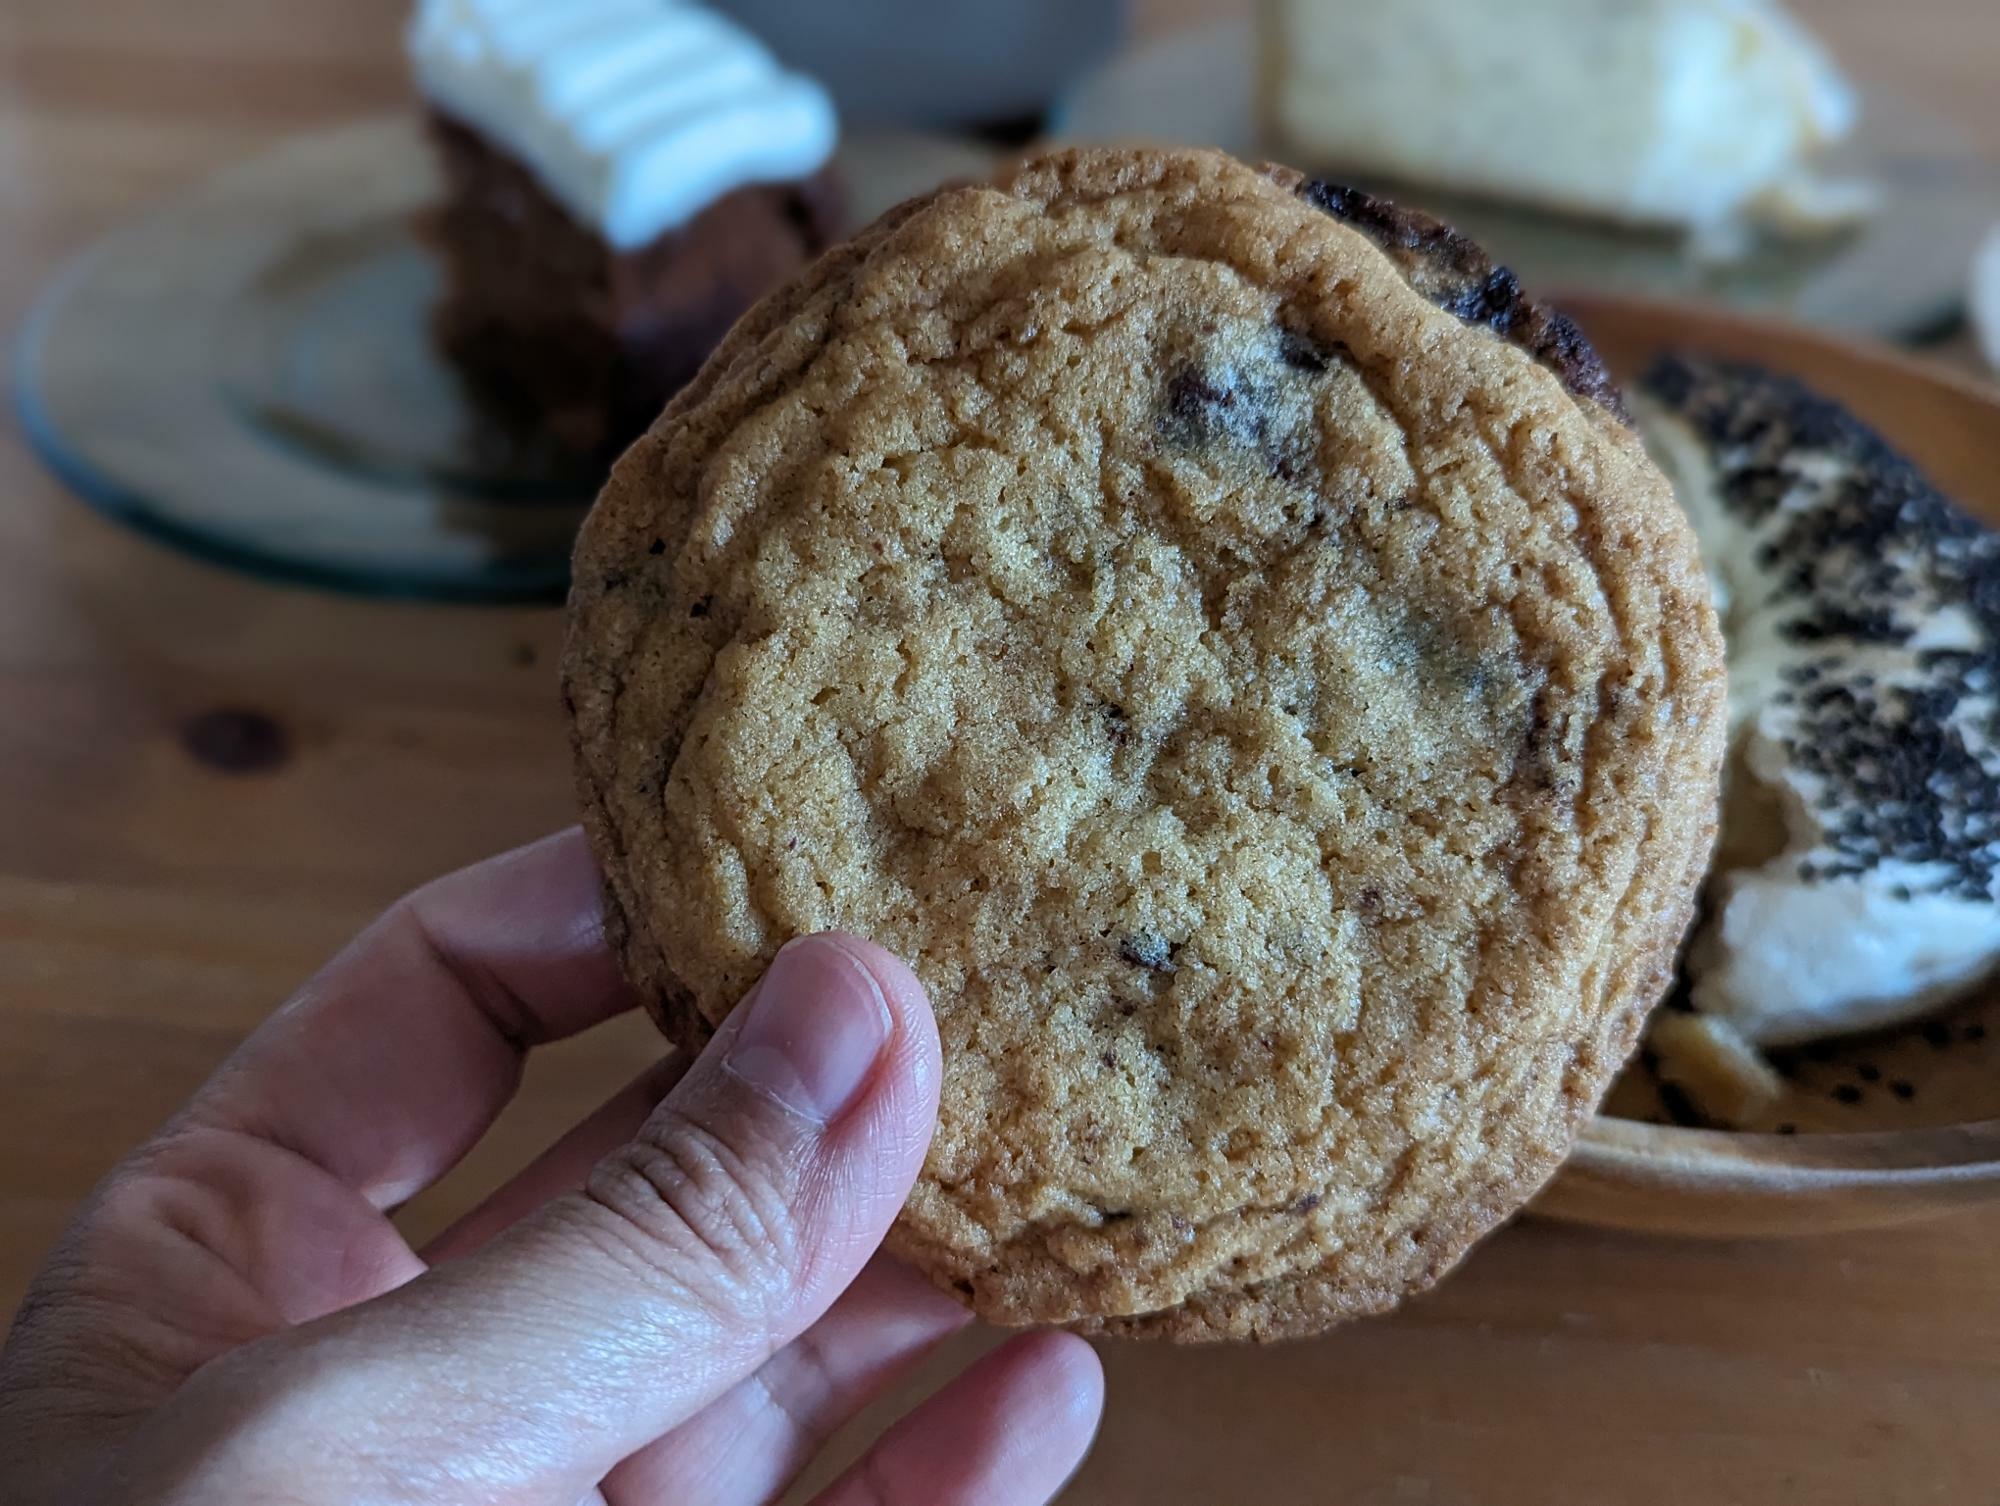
xmin=1262 ymin=0 xmax=1864 ymax=237
xmin=409 ymin=0 xmax=837 ymax=250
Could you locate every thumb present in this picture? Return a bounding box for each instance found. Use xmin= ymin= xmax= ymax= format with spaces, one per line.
xmin=154 ymin=934 xmax=943 ymax=1504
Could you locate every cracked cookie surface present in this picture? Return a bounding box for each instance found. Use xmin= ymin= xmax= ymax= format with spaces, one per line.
xmin=563 ymin=147 xmax=1727 ymax=1341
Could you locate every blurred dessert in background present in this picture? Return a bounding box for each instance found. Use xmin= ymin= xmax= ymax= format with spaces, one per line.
xmin=409 ymin=0 xmax=840 ymax=460
xmin=712 ymin=0 xmax=1129 ymax=137
xmin=1260 ymin=0 xmax=1872 ymax=252
xmin=1976 ymin=225 xmax=2000 ymax=372
xmin=1631 ymin=355 xmax=2000 ymax=1119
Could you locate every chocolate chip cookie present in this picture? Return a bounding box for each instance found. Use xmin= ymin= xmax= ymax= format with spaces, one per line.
xmin=563 ymin=147 xmax=1728 ymax=1341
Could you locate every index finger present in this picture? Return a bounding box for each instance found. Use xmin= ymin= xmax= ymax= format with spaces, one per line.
xmin=183 ymin=829 xmax=642 ymax=1209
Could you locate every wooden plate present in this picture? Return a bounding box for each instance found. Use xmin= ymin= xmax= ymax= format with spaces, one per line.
xmin=1537 ymin=295 xmax=2000 ymax=1237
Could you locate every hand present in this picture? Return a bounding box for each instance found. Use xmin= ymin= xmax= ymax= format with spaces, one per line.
xmin=0 ymin=831 xmax=1103 ymax=1505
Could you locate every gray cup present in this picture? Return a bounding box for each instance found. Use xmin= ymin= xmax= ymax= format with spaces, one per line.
xmin=713 ymin=0 xmax=1131 ymax=132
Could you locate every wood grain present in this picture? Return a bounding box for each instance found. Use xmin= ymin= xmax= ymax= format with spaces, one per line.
xmin=5 ymin=4 xmax=2000 ymax=1503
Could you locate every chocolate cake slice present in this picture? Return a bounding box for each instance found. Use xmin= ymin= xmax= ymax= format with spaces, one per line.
xmin=410 ymin=0 xmax=841 ymax=461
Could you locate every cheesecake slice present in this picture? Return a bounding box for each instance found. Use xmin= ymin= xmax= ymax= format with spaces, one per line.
xmin=1635 ymin=354 xmax=2000 ymax=1050
xmin=1260 ymin=0 xmax=1866 ymax=242
xmin=410 ymin=0 xmax=841 ymax=459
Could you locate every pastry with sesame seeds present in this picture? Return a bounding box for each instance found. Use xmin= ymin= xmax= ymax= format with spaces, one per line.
xmin=1636 ymin=354 xmax=2000 ymax=1050
xmin=563 ymin=146 xmax=1727 ymax=1341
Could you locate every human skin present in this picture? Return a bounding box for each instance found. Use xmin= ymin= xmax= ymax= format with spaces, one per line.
xmin=0 ymin=830 xmax=1104 ymax=1506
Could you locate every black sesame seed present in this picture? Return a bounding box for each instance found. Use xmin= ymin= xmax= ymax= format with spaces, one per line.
xmin=1966 ymin=1023 xmax=1988 ymax=1042
xmin=1636 ymin=354 xmax=2000 ymax=907
xmin=1857 ymin=1063 xmax=1882 ymax=1083
xmin=1923 ymin=1021 xmax=1954 ymax=1050
xmin=1891 ymin=1080 xmax=1917 ymax=1100
xmin=1776 ymin=1123 xmax=1799 ymax=1135
xmin=1833 ymin=1084 xmax=1864 ymax=1105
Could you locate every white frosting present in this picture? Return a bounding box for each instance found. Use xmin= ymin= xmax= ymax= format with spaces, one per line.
xmin=1975 ymin=224 xmax=2000 ymax=373
xmin=409 ymin=0 xmax=837 ymax=249
xmin=1263 ymin=0 xmax=1863 ymax=237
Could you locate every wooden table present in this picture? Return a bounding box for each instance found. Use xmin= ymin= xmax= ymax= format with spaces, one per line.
xmin=4 ymin=3 xmax=1998 ymax=1501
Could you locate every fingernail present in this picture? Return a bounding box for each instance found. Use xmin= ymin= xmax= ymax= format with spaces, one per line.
xmin=725 ymin=937 xmax=893 ymax=1123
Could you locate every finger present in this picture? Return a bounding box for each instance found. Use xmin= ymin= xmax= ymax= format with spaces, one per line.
xmin=423 ymin=1055 xmax=689 ymax=1264
xmin=604 ymin=1256 xmax=971 ymax=1506
xmin=143 ymin=934 xmax=943 ymax=1506
xmin=184 ymin=829 xmax=638 ymax=1209
xmin=812 ymin=1333 xmax=1105 ymax=1506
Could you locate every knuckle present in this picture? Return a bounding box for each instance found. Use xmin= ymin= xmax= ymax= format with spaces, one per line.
xmin=581 ymin=1109 xmax=805 ymax=1324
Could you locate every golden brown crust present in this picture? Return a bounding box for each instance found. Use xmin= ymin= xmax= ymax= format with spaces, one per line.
xmin=564 ymin=146 xmax=1726 ymax=1342
xmin=1271 ymin=171 xmax=1628 ymax=421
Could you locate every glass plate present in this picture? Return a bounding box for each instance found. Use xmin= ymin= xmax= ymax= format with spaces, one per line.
xmin=15 ymin=117 xmax=998 ymax=602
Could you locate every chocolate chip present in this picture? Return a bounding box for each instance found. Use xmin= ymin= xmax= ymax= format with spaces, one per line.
xmin=1295 ymin=177 xmax=1625 ymax=417
xmin=1166 ymin=366 xmax=1239 ymax=436
xmin=1440 ymin=264 xmax=1526 ymax=329
xmin=647 ymin=538 xmax=667 ymax=556
xmin=1119 ymin=933 xmax=1181 ymax=972
xmin=1277 ymin=327 xmax=1344 ymax=374
xmin=181 ymin=709 xmax=291 ymax=776
xmin=1165 ymin=364 xmax=1283 ymax=452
